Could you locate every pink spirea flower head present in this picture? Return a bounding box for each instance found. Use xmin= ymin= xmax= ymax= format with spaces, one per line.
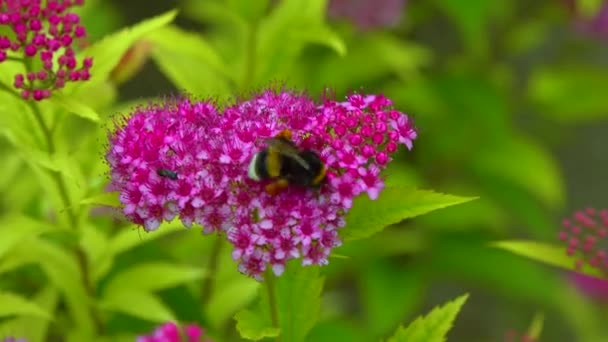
xmin=107 ymin=90 xmax=416 ymax=280
xmin=0 ymin=0 xmax=92 ymax=101
xmin=328 ymin=0 xmax=406 ymax=30
xmin=2 ymin=338 xmax=27 ymax=342
xmin=559 ymin=207 xmax=608 ymax=275
xmin=137 ymin=322 xmax=210 ymax=342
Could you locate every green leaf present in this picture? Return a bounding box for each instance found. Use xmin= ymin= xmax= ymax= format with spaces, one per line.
xmin=0 ymin=237 xmax=95 ymax=333
xmin=291 ymin=25 xmax=346 ymax=57
xmin=79 ymin=191 xmax=120 ymax=207
xmin=472 ymin=136 xmax=564 ymax=208
xmin=276 ymin=265 xmax=324 ymax=342
xmin=529 ymin=66 xmax=608 ymax=122
xmin=235 ymin=264 xmax=324 ymax=342
xmin=360 ymin=261 xmax=425 ymax=337
xmin=387 ymin=294 xmax=469 ymax=342
xmin=234 ymin=309 xmax=280 ymax=341
xmin=48 ymin=95 xmax=100 ymax=123
xmin=256 ymin=0 xmax=344 ymax=83
xmin=145 ymin=25 xmax=231 ymax=96
xmin=73 ymin=10 xmax=177 ymax=91
xmin=491 ymin=240 xmax=603 ymax=278
xmin=578 ymin=0 xmax=603 ymax=17
xmin=7 ymin=286 xmax=59 ymax=342
xmin=0 ymin=215 xmax=53 ymax=261
xmin=342 ymin=188 xmax=477 ymax=241
xmin=101 ymin=291 xmax=175 ymax=323
xmin=527 ymin=312 xmax=544 ymax=340
xmin=207 ymin=279 xmax=260 ymax=329
xmin=103 ymin=262 xmax=206 ymax=296
xmin=206 ymin=239 xmax=260 ymax=329
xmin=108 ymin=222 xmax=184 ymax=256
xmin=0 ymin=292 xmax=52 ymax=319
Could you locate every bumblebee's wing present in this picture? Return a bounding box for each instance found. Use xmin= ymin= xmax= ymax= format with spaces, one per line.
xmin=265 ymin=138 xmax=310 ymax=171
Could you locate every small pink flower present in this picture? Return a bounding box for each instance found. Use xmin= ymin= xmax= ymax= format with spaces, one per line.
xmin=137 ymin=321 xmax=211 ymax=342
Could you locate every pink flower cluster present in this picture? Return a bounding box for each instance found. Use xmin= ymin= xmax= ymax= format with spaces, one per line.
xmin=2 ymin=338 xmax=26 ymax=342
xmin=0 ymin=0 xmax=92 ymax=101
xmin=328 ymin=0 xmax=406 ymax=30
xmin=106 ymin=90 xmax=416 ymax=279
xmin=137 ymin=322 xmax=210 ymax=342
xmin=559 ymin=208 xmax=608 ymax=275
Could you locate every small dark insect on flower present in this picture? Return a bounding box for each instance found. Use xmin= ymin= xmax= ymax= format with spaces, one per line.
xmin=157 ymin=168 xmax=178 ymax=180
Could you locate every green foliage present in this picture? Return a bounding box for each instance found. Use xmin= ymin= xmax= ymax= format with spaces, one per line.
xmin=343 ymin=188 xmax=477 ymax=241
xmin=387 ymin=294 xmax=469 ymax=342
xmin=529 ymin=66 xmax=608 ymax=122
xmin=100 ymin=291 xmax=175 ymax=323
xmin=492 ymin=240 xmax=603 ymax=278
xmin=72 ymin=9 xmax=178 ymax=92
xmin=235 ymin=264 xmax=324 ymax=342
xmin=145 ymin=25 xmax=232 ymax=97
xmin=0 ymin=292 xmax=52 ymax=319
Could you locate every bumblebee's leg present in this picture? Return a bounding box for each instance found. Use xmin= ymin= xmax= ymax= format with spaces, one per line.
xmin=265 ymin=178 xmax=289 ymax=195
xmin=275 ymin=129 xmax=292 ymax=140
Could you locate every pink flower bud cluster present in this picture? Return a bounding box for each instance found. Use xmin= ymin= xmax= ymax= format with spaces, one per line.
xmin=0 ymin=0 xmax=92 ymax=101
xmin=137 ymin=322 xmax=210 ymax=342
xmin=559 ymin=207 xmax=608 ymax=275
xmin=106 ymin=90 xmax=417 ymax=280
xmin=328 ymin=0 xmax=406 ymax=30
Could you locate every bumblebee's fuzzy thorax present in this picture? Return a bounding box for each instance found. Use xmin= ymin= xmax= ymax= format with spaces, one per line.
xmin=247 ymin=131 xmax=327 ymax=194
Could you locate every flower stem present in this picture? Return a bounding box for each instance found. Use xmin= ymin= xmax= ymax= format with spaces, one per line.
xmin=265 ymin=269 xmax=280 ymax=341
xmin=27 ymin=101 xmax=105 ymax=335
xmin=201 ymin=234 xmax=224 ymax=303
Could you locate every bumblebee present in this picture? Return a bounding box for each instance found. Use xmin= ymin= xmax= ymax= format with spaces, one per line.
xmin=157 ymin=168 xmax=178 ymax=180
xmin=248 ymin=130 xmax=326 ymax=195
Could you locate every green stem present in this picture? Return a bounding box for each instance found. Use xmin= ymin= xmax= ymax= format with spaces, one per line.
xmin=200 ymin=234 xmax=224 ymax=303
xmin=27 ymin=100 xmax=105 ymax=334
xmin=265 ymin=269 xmax=280 ymax=341
xmin=241 ymin=21 xmax=258 ymax=92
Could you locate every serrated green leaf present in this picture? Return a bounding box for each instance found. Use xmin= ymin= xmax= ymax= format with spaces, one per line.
xmin=343 ymin=188 xmax=477 ymax=241
xmin=72 ymin=10 xmax=177 ymax=91
xmin=0 ymin=292 xmax=51 ymax=320
xmin=80 ymin=191 xmax=120 ymax=207
xmin=48 ymin=95 xmax=100 ymax=122
xmin=234 ymin=263 xmax=324 ymax=342
xmin=101 ymin=291 xmax=175 ymax=323
xmin=0 ymin=215 xmax=53 ymax=260
xmin=145 ymin=25 xmax=231 ymax=96
xmin=235 ymin=309 xmax=281 ymax=340
xmin=103 ymin=262 xmax=205 ymax=296
xmin=388 ymin=294 xmax=469 ymax=342
xmin=491 ymin=240 xmax=604 ymax=278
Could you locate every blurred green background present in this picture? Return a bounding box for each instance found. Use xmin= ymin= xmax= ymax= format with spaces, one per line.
xmin=3 ymin=0 xmax=608 ymax=341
